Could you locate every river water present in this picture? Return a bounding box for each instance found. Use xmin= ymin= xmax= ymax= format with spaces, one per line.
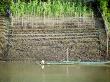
xmin=0 ymin=63 xmax=110 ymax=82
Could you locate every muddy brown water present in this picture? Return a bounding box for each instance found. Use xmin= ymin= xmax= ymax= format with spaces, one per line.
xmin=0 ymin=62 xmax=110 ymax=82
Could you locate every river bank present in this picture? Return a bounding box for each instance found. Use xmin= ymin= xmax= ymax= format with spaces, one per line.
xmin=0 ymin=60 xmax=110 ymax=65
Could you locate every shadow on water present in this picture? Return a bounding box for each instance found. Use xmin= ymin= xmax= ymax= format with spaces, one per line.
xmin=0 ymin=63 xmax=110 ymax=82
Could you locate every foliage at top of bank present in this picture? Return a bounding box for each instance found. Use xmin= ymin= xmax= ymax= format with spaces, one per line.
xmin=0 ymin=0 xmax=11 ymax=15
xmin=0 ymin=0 xmax=110 ymax=27
xmin=10 ymin=0 xmax=93 ymax=17
xmin=98 ymin=0 xmax=110 ymax=31
xmin=98 ymin=0 xmax=110 ymax=20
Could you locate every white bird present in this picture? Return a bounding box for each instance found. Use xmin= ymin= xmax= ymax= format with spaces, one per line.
xmin=41 ymin=60 xmax=45 ymax=64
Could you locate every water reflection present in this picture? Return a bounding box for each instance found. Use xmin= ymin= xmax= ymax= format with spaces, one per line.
xmin=41 ymin=65 xmax=45 ymax=69
xmin=0 ymin=62 xmax=110 ymax=82
xmin=0 ymin=63 xmax=11 ymax=82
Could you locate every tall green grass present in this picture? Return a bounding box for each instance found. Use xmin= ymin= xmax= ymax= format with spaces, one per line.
xmin=10 ymin=0 xmax=93 ymax=17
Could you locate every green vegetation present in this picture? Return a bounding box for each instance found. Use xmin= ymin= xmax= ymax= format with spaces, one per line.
xmin=10 ymin=0 xmax=93 ymax=17
xmin=98 ymin=0 xmax=110 ymax=31
xmin=0 ymin=0 xmax=11 ymax=15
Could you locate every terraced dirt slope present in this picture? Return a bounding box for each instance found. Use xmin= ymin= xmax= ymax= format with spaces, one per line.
xmin=4 ymin=16 xmax=106 ymax=62
xmin=0 ymin=16 xmax=8 ymax=60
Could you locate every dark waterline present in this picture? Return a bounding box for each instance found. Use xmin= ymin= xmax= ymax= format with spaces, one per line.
xmin=0 ymin=63 xmax=110 ymax=82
